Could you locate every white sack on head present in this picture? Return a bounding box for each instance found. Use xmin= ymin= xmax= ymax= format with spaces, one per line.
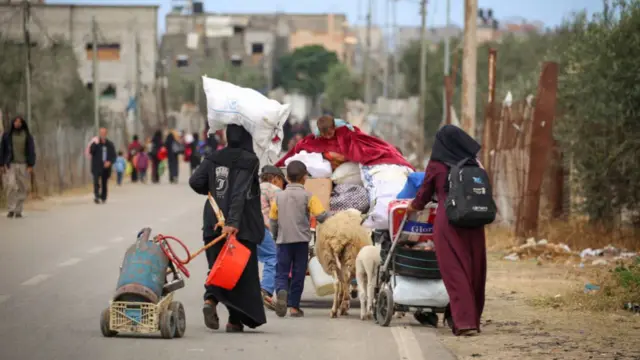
xmin=202 ymin=76 xmax=291 ymax=168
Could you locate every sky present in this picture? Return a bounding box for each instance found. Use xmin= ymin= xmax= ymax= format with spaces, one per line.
xmin=47 ymin=0 xmax=604 ymax=32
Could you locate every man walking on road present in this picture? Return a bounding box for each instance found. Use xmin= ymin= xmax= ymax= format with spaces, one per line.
xmin=90 ymin=127 xmax=116 ymax=204
xmin=0 ymin=115 xmax=36 ymax=218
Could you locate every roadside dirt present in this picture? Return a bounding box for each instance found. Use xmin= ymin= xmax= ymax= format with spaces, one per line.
xmin=438 ymin=253 xmax=640 ymax=360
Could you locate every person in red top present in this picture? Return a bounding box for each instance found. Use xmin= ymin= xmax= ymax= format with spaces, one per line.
xmin=276 ymin=115 xmax=413 ymax=170
xmin=127 ymin=135 xmax=143 ymax=183
xmin=407 ymin=124 xmax=487 ymax=337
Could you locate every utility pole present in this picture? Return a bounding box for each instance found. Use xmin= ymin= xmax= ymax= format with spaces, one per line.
xmin=392 ymin=0 xmax=399 ymax=98
xmin=417 ymin=0 xmax=428 ymax=162
xmin=442 ymin=0 xmax=451 ymax=125
xmin=382 ymin=0 xmax=390 ymax=97
xmin=461 ymin=0 xmax=478 ymax=137
xmin=267 ymin=12 xmax=278 ymax=92
xmin=22 ymin=0 xmax=32 ymax=126
xmin=91 ymin=16 xmax=99 ymax=132
xmin=363 ymin=0 xmax=373 ymax=114
xmin=135 ymin=32 xmax=141 ymax=135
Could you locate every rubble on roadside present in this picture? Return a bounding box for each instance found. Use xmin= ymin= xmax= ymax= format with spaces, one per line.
xmin=502 ymin=237 xmax=639 ymax=266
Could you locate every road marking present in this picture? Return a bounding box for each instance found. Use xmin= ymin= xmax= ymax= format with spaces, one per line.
xmin=87 ymin=246 xmax=108 ymax=254
xmin=0 ymin=295 xmax=10 ymax=305
xmin=57 ymin=258 xmax=82 ymax=267
xmin=21 ymin=274 xmax=52 ymax=286
xmin=391 ymin=326 xmax=425 ymax=360
xmin=187 ymin=349 xmax=204 ymax=352
xmin=109 ymin=236 xmax=125 ymax=243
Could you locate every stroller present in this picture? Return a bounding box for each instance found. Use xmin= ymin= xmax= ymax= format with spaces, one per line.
xmin=372 ymin=199 xmax=450 ymax=327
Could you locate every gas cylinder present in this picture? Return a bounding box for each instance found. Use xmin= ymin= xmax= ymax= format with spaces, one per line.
xmin=113 ymin=228 xmax=169 ymax=304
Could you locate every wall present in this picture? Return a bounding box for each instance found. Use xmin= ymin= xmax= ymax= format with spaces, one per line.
xmin=0 ymin=4 xmax=158 ymax=115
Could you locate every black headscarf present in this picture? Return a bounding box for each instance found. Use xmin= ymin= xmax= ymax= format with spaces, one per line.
xmin=226 ymin=124 xmax=254 ymax=154
xmin=430 ymin=125 xmax=481 ymax=166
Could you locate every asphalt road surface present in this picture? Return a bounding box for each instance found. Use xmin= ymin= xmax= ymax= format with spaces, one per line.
xmin=0 ymin=167 xmax=456 ymax=360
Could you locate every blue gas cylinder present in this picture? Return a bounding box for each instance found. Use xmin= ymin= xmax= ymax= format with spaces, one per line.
xmin=113 ymin=228 xmax=169 ymax=304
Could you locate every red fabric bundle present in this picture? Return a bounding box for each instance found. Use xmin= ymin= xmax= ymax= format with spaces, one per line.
xmin=276 ymin=126 xmax=414 ymax=170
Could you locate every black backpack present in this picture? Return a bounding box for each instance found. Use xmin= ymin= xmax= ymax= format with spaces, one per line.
xmin=444 ymin=157 xmax=497 ymax=228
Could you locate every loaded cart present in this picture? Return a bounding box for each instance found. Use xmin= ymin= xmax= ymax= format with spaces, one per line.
xmin=373 ymin=200 xmax=450 ymax=327
xmin=100 ymin=227 xmax=188 ymax=339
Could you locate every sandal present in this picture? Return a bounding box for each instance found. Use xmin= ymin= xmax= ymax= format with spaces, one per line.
xmin=275 ymin=290 xmax=288 ymax=318
xmin=262 ymin=289 xmax=276 ymax=311
xmin=290 ymin=308 xmax=305 ymax=317
xmin=203 ymin=301 xmax=220 ymax=330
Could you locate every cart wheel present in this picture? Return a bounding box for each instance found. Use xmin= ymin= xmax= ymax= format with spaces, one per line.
xmin=159 ymin=309 xmax=176 ymax=339
xmin=376 ymin=287 xmax=394 ymax=327
xmin=169 ymin=301 xmax=186 ymax=338
xmin=414 ymin=311 xmax=439 ymax=328
xmin=100 ymin=308 xmax=118 ymax=337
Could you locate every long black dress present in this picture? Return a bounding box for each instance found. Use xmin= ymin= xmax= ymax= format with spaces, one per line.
xmin=189 ymin=124 xmax=266 ymax=329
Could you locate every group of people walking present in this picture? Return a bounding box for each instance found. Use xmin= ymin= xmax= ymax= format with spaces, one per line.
xmin=188 ymin=121 xmax=488 ymax=338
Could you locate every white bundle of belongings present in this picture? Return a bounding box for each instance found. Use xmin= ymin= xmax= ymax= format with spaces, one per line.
xmin=283 ymin=152 xmax=413 ymax=229
xmin=360 ymin=164 xmax=413 ymax=229
xmin=202 ymin=76 xmax=291 ymax=168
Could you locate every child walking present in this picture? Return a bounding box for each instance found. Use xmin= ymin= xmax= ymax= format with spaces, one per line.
xmin=258 ymin=165 xmax=286 ymax=310
xmin=135 ymin=147 xmax=150 ymax=183
xmin=269 ymin=161 xmax=330 ymax=317
xmin=114 ymin=151 xmax=126 ymax=186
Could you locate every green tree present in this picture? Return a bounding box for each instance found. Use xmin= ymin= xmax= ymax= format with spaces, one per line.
xmin=555 ymin=1 xmax=640 ymax=224
xmin=275 ymin=45 xmax=339 ymax=99
xmin=322 ymin=63 xmax=362 ymax=116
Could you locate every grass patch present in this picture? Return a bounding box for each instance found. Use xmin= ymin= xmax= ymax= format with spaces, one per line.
xmin=532 ymin=256 xmax=640 ymax=312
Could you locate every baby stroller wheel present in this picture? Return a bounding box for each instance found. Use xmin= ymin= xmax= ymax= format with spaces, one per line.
xmin=376 ymin=287 xmax=394 ymax=327
xmin=414 ymin=311 xmax=438 ymax=327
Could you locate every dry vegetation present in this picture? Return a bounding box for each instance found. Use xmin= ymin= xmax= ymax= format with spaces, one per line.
xmin=439 ymin=224 xmax=640 ymax=360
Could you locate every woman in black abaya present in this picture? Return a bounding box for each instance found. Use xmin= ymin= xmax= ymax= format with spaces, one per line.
xmin=189 ymin=124 xmax=266 ymax=332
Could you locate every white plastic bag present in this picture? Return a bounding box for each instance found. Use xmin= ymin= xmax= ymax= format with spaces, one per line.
xmin=361 ymin=164 xmax=412 ymax=229
xmin=392 ymin=276 xmax=450 ymax=308
xmin=284 ymin=151 xmax=332 ymax=178
xmin=331 ymin=162 xmax=363 ymax=185
xmin=202 ymin=76 xmax=291 ymax=167
xmin=308 ymin=256 xmax=334 ymax=296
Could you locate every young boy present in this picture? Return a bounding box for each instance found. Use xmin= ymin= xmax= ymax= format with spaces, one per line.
xmin=114 ymin=151 xmax=127 ymax=186
xmin=269 ymin=160 xmax=330 ymax=317
xmin=258 ymin=165 xmax=286 ymax=310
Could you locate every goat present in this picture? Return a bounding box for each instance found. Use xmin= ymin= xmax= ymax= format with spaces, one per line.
xmin=315 ymin=208 xmax=373 ymax=318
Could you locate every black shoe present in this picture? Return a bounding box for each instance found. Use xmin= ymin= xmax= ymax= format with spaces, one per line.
xmin=101 ymin=199 xmax=107 ymax=204
xmin=7 ymin=212 xmax=14 ymax=218
xmin=94 ymin=198 xmax=100 ymax=204
xmin=14 ymin=213 xmax=22 ymax=218
xmin=225 ymin=323 xmax=244 ymax=333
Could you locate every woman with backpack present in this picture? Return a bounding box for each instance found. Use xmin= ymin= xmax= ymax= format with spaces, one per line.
xmin=407 ymin=125 xmax=495 ymax=337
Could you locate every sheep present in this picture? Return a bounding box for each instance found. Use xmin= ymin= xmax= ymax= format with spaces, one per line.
xmin=315 ymin=208 xmax=373 ymax=318
xmin=355 ymin=244 xmax=380 ymax=320
xmin=355 ymin=244 xmax=406 ymax=321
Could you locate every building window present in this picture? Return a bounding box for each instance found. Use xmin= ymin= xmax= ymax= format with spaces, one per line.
xmin=86 ymin=82 xmax=93 ymax=91
xmin=86 ymin=43 xmax=121 ymax=61
xmin=233 ymin=26 xmax=244 ymax=35
xmin=101 ymin=84 xmax=117 ymax=98
xmin=251 ymin=43 xmax=264 ymax=55
xmin=176 ymin=54 xmax=189 ymax=67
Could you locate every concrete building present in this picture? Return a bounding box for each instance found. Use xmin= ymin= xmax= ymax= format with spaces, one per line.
xmin=0 ymin=3 xmax=159 ymax=113
xmin=161 ymin=7 xmax=356 ymax=90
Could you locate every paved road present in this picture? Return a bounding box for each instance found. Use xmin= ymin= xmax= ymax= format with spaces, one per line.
xmin=0 ymin=167 xmax=456 ymax=360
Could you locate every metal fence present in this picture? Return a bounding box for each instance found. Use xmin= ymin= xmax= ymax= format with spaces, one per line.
xmin=482 ymin=62 xmax=561 ymax=239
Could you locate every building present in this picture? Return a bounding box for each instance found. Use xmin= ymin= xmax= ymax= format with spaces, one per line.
xmin=0 ymin=3 xmax=159 ymax=113
xmin=161 ymin=5 xmax=356 ymax=89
